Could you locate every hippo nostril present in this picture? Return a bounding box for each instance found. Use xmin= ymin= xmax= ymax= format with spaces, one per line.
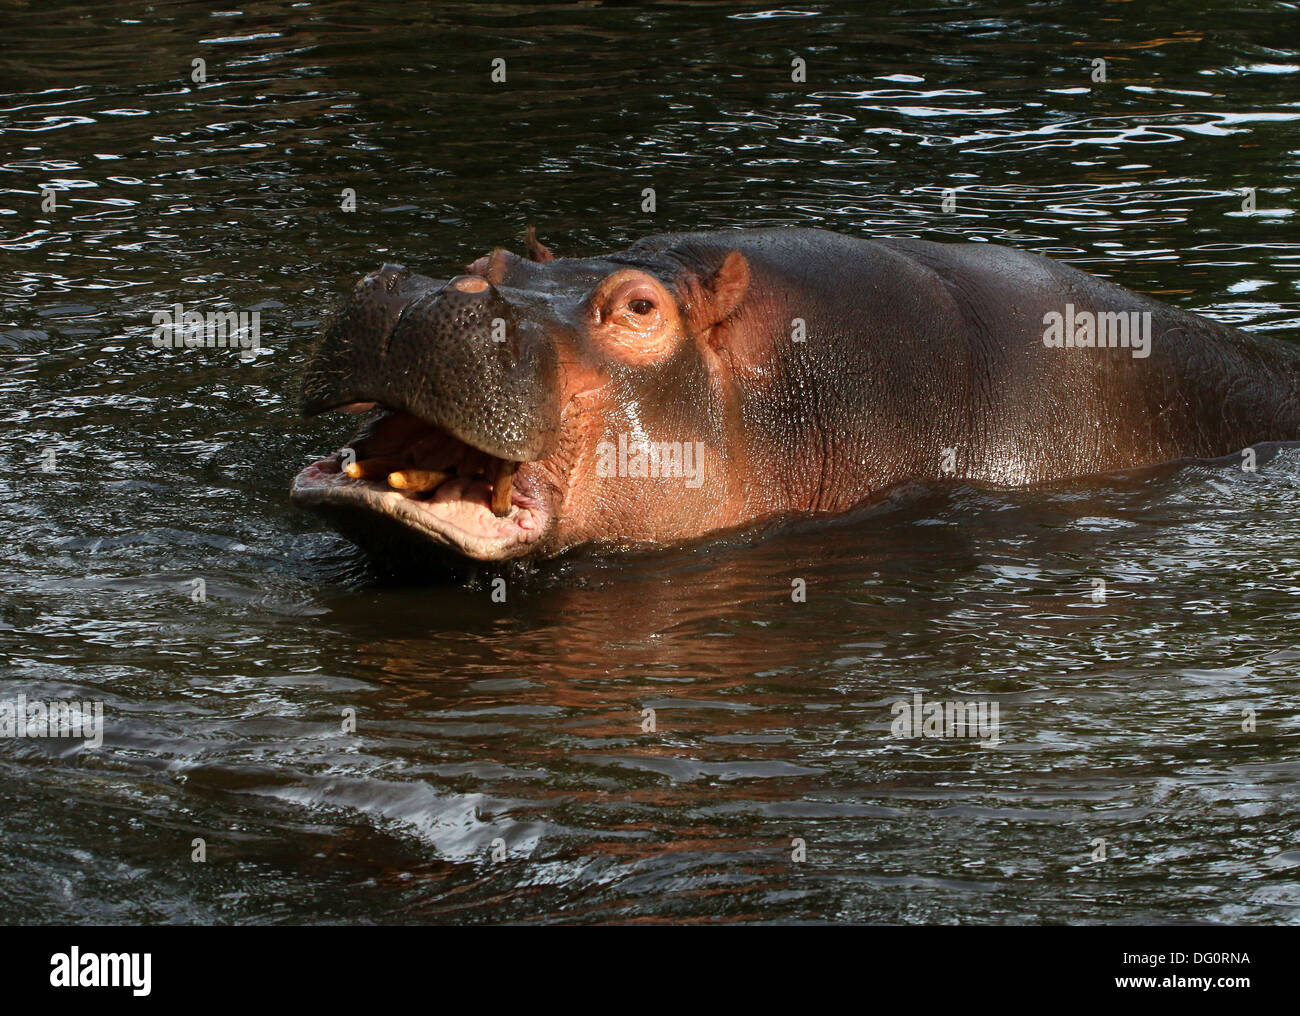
xmin=451 ymin=275 xmax=491 ymax=294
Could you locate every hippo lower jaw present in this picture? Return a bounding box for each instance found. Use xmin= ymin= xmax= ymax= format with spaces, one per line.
xmin=291 ymin=405 xmax=555 ymax=561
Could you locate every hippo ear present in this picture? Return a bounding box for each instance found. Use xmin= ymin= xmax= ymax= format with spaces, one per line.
xmin=688 ymin=250 xmax=749 ymax=332
xmin=524 ymin=226 xmax=555 ymax=263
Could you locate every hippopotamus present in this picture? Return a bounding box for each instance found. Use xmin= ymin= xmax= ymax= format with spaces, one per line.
xmin=292 ymin=227 xmax=1300 ymax=564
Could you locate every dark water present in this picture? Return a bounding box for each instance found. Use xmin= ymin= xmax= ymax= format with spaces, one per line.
xmin=2 ymin=0 xmax=1299 ymax=924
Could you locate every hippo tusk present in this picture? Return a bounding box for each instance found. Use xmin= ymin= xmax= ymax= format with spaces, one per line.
xmin=491 ymin=459 xmax=519 ymax=517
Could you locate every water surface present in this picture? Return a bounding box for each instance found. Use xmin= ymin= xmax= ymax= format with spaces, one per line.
xmin=1 ymin=0 xmax=1298 ymax=924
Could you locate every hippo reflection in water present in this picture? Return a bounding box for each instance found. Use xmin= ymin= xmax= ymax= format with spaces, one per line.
xmin=293 ymin=227 xmax=1300 ymax=563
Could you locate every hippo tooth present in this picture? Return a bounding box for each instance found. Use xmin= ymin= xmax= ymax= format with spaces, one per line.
xmin=344 ymin=456 xmax=407 ymax=480
xmin=387 ymin=468 xmax=449 ymax=493
xmin=491 ymin=460 xmax=519 ymax=517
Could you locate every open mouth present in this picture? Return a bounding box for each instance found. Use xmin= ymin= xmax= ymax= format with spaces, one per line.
xmin=291 ymin=403 xmax=551 ymax=560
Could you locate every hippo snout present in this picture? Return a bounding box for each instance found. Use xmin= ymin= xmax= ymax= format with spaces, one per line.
xmin=300 ymin=264 xmax=561 ymax=462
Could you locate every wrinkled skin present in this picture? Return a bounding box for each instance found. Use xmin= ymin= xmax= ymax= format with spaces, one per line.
xmin=293 ymin=227 xmax=1300 ymax=565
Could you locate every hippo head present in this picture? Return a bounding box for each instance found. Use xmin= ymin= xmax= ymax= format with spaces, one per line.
xmin=292 ymin=231 xmax=753 ymax=564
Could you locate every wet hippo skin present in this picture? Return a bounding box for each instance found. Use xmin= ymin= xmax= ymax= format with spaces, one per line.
xmin=292 ymin=227 xmax=1300 ymax=563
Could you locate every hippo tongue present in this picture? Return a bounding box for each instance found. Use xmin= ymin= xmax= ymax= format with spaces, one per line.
xmin=300 ymin=264 xmax=561 ymax=462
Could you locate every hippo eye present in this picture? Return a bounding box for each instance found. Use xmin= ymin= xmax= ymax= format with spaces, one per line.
xmin=628 ymin=298 xmax=655 ymax=316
